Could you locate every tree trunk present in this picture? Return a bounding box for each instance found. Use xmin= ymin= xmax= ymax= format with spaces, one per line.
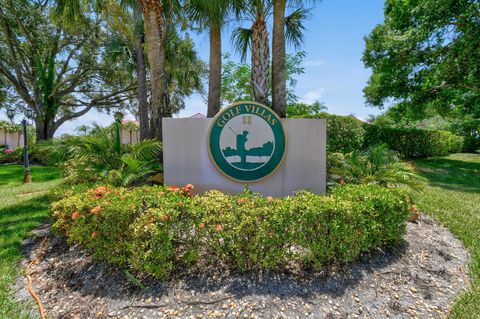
xmin=140 ymin=0 xmax=168 ymax=142
xmin=251 ymin=10 xmax=269 ymax=106
xmin=207 ymin=25 xmax=222 ymax=117
xmin=34 ymin=118 xmax=55 ymax=141
xmin=133 ymin=6 xmax=150 ymax=141
xmin=272 ymin=0 xmax=286 ymax=117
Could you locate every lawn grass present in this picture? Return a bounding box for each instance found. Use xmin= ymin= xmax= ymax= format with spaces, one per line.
xmin=0 ymin=164 xmax=61 ymax=318
xmin=415 ymin=153 xmax=480 ymax=318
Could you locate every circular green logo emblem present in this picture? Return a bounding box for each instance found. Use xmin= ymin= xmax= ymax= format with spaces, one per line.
xmin=208 ymin=101 xmax=287 ymax=182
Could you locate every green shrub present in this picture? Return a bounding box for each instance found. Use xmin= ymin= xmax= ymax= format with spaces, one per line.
xmin=296 ymin=113 xmax=365 ymax=153
xmin=364 ymin=125 xmax=464 ymax=158
xmin=0 ymin=148 xmax=23 ymax=163
xmin=463 ymin=136 xmax=480 ymax=153
xmin=328 ymin=144 xmax=426 ymax=191
xmin=39 ymin=126 xmax=162 ymax=185
xmin=51 ymin=183 xmax=411 ymax=278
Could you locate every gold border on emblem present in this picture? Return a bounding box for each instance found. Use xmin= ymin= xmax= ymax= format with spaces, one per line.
xmin=207 ymin=101 xmax=288 ymax=183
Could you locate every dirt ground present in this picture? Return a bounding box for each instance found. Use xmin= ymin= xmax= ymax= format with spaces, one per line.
xmin=14 ymin=217 xmax=470 ymax=319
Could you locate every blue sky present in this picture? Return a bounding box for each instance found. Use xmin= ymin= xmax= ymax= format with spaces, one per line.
xmin=1 ymin=0 xmax=386 ymax=136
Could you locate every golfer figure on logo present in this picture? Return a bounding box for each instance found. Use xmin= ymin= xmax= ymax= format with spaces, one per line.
xmin=229 ymin=127 xmax=249 ymax=166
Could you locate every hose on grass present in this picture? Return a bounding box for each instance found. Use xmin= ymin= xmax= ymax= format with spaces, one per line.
xmin=25 ymin=236 xmax=48 ymax=319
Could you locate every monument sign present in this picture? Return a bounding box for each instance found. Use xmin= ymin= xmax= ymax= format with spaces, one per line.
xmin=208 ymin=102 xmax=286 ymax=182
xmin=163 ymin=101 xmax=326 ymax=197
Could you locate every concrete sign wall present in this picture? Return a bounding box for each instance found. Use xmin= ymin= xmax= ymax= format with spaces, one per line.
xmin=163 ymin=116 xmax=326 ymax=197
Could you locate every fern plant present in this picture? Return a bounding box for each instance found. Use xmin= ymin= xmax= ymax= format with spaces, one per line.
xmin=329 ymin=144 xmax=426 ymax=192
xmin=39 ymin=125 xmax=162 ymax=186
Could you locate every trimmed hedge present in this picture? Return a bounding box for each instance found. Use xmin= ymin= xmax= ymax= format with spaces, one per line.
xmin=51 ymin=184 xmax=411 ymax=278
xmin=295 ymin=113 xmax=468 ymax=157
xmin=364 ymin=125 xmax=464 ymax=158
xmin=297 ymin=113 xmax=365 ymax=153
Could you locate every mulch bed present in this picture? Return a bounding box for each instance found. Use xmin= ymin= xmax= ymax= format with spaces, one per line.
xmin=14 ymin=218 xmax=470 ymax=319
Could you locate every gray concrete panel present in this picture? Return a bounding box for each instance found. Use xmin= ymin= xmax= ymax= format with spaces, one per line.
xmin=163 ymin=118 xmax=326 ymax=197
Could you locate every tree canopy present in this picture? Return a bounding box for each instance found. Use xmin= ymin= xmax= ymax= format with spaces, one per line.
xmin=363 ymin=0 xmax=480 ymax=121
xmin=0 ymin=0 xmax=134 ymax=140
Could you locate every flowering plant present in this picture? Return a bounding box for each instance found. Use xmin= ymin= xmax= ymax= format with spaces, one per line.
xmin=51 ymin=183 xmax=411 ymax=278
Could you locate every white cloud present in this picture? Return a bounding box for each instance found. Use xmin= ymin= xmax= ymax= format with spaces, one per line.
xmin=300 ymin=89 xmax=325 ymax=104
xmin=304 ymin=59 xmax=325 ymax=67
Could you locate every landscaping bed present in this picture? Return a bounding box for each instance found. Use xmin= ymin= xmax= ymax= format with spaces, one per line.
xmin=15 ymin=217 xmax=469 ymax=318
xmin=47 ymin=183 xmax=412 ymax=277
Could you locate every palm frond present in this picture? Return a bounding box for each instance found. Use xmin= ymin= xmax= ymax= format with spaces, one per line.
xmin=285 ymin=6 xmax=311 ymax=49
xmin=231 ymin=27 xmax=253 ymax=62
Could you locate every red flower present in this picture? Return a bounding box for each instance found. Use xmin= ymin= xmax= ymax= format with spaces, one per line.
xmin=4 ymin=149 xmax=13 ymax=154
xmin=185 ymin=184 xmax=194 ymax=190
xmin=91 ymin=206 xmax=102 ymax=215
xmin=160 ymin=214 xmax=169 ymax=222
xmin=198 ymin=222 xmax=205 ymax=229
xmin=91 ymin=231 xmax=98 ymax=238
xmin=94 ymin=186 xmax=109 ymax=198
xmin=237 ymin=198 xmax=247 ymax=204
xmin=71 ymin=211 xmax=80 ymax=220
xmin=215 ymin=224 xmax=223 ymax=232
xmin=167 ymin=185 xmax=180 ymax=192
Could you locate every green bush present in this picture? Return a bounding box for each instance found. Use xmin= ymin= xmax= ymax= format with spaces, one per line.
xmin=463 ymin=136 xmax=480 ymax=153
xmin=51 ymin=183 xmax=411 ymax=278
xmin=0 ymin=148 xmax=23 ymax=163
xmin=39 ymin=125 xmax=162 ymax=186
xmin=296 ymin=113 xmax=365 ymax=153
xmin=328 ymin=144 xmax=426 ymax=191
xmin=364 ymin=125 xmax=464 ymax=158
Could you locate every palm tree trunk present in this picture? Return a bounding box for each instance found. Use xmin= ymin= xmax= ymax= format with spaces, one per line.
xmin=251 ymin=10 xmax=269 ymax=106
xmin=140 ymin=0 xmax=168 ymax=141
xmin=272 ymin=0 xmax=286 ymax=117
xmin=133 ymin=7 xmax=149 ymax=141
xmin=207 ymin=24 xmax=221 ymax=117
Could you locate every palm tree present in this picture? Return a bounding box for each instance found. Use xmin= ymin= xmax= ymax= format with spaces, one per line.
xmin=233 ymin=1 xmax=309 ymax=107
xmin=132 ymin=5 xmax=150 ymax=140
xmin=75 ymin=124 xmax=91 ymax=135
xmin=272 ymin=0 xmax=287 ymax=117
xmin=55 ymin=0 xmax=179 ymax=141
xmin=186 ymin=0 xmax=242 ymax=117
xmin=138 ymin=0 xmax=170 ymax=140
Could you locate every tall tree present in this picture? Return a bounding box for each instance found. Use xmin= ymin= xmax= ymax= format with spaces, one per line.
xmin=363 ymin=0 xmax=480 ymax=121
xmin=186 ymin=0 xmax=240 ymax=117
xmin=132 ymin=4 xmax=150 ymax=140
xmin=232 ymin=0 xmax=309 ymax=106
xmin=102 ymin=0 xmax=150 ymax=140
xmin=55 ymin=0 xmax=181 ymax=141
xmin=139 ymin=0 xmax=168 ymax=140
xmin=271 ymin=0 xmax=287 ymax=117
xmin=0 ymin=0 xmax=133 ymax=140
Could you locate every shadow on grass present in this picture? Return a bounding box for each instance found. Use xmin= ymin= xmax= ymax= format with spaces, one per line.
xmin=0 ymin=194 xmax=50 ymax=263
xmin=415 ymin=157 xmax=480 ymax=193
xmin=0 ymin=165 xmax=60 ymax=186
